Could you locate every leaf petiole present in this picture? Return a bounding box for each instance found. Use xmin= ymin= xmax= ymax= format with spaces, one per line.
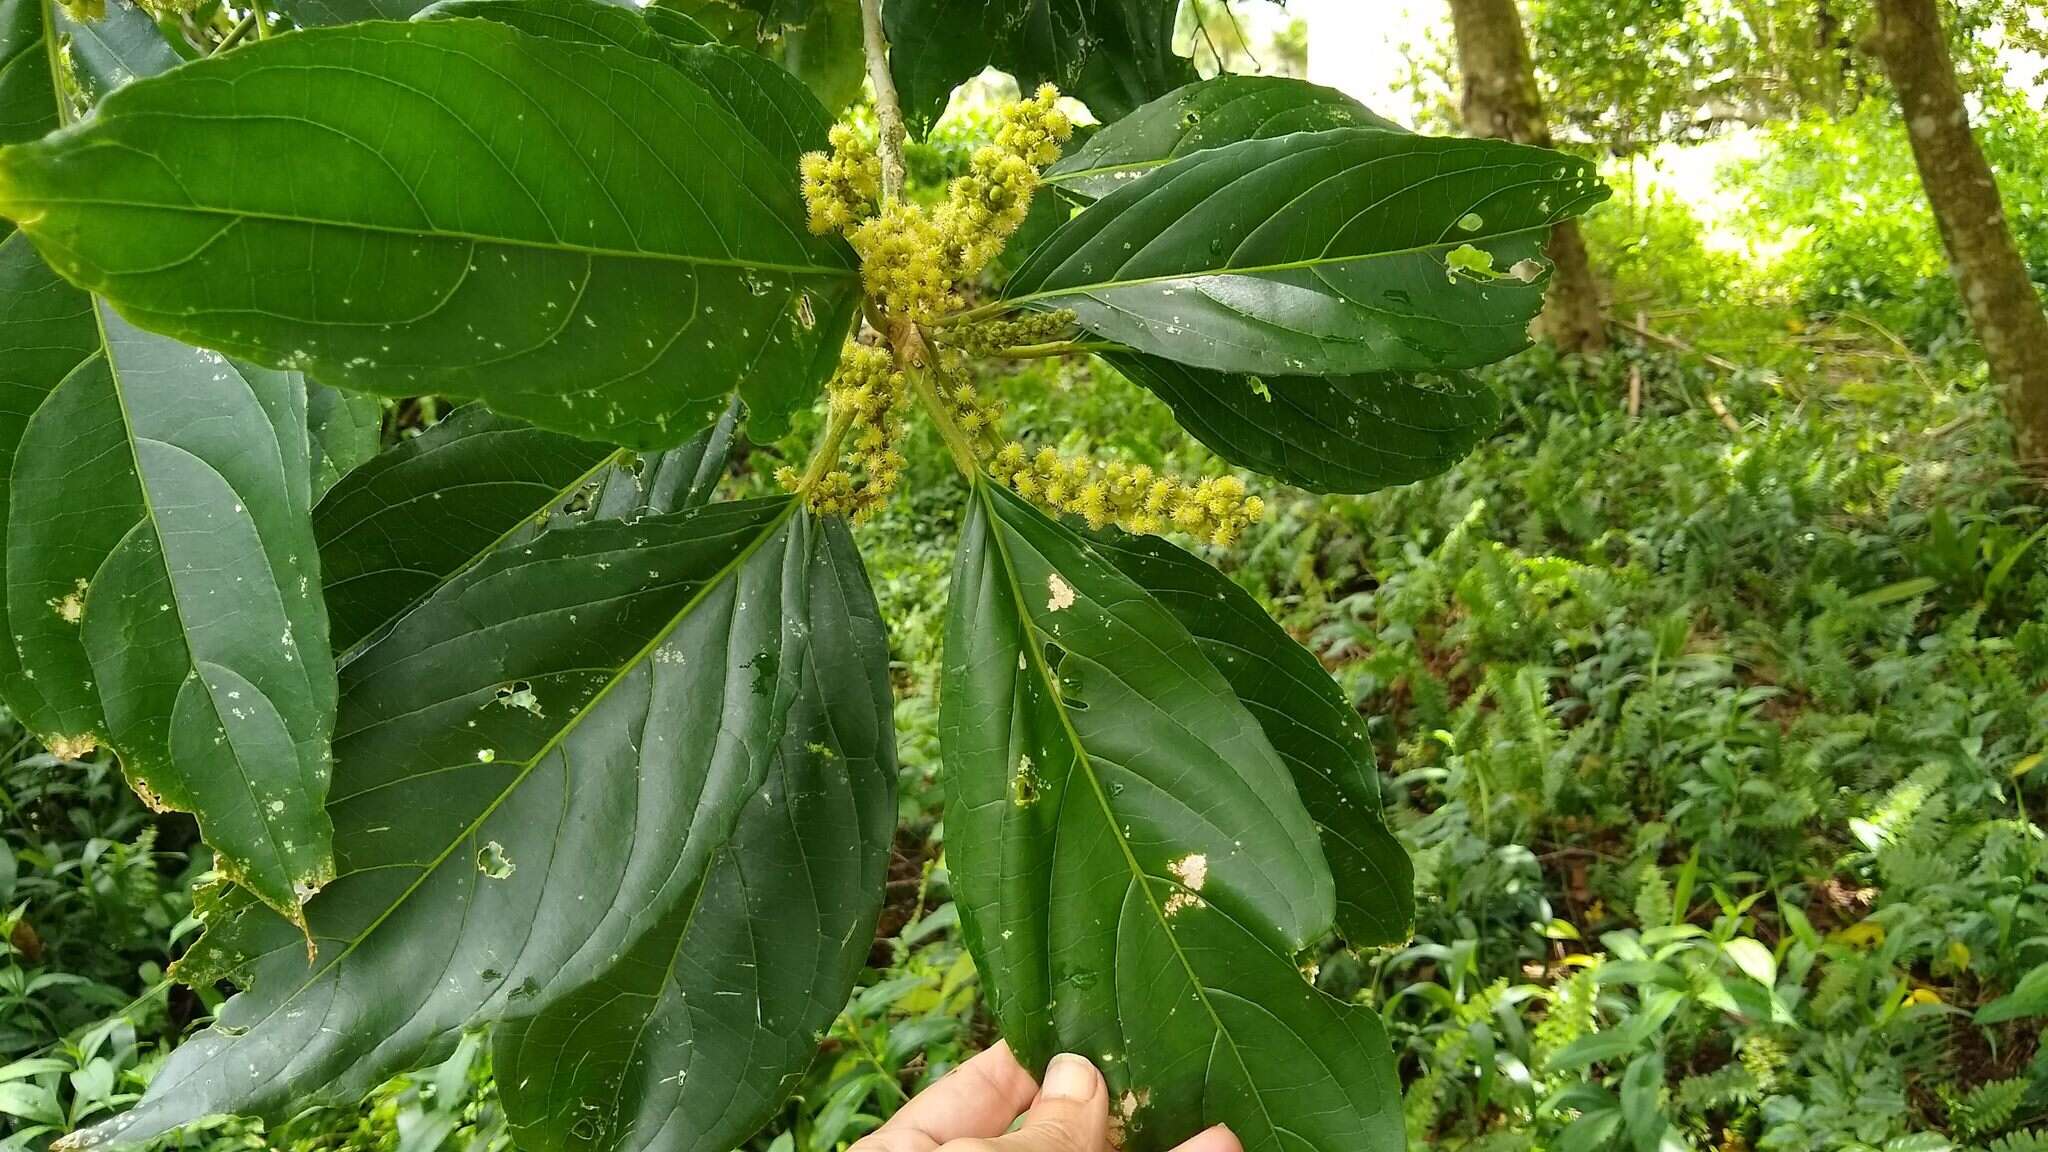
xmin=990 ymin=340 xmax=1124 ymax=360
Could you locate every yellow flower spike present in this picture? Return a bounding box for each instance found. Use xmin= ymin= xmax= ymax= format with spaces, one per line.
xmin=1078 ymin=483 xmax=1112 ymax=528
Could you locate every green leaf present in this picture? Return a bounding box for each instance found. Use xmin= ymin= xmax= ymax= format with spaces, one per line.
xmin=305 ymin=382 xmax=383 ymax=500
xmin=883 ymin=0 xmax=1195 ymax=136
xmin=314 ymin=401 xmax=736 ymax=654
xmin=1621 ymin=1051 xmax=1668 ymax=1152
xmin=5 ymin=302 xmax=336 ymax=921
xmin=1044 ymin=75 xmax=1405 ymax=203
xmin=941 ymin=480 xmax=1400 ymax=1152
xmin=1721 ymin=937 xmax=1776 ymax=987
xmin=1105 ymin=353 xmax=1500 ymax=494
xmin=0 ymin=18 xmax=861 ymax=450
xmin=1977 ymin=963 xmax=2048 ymax=1024
xmin=1000 ymin=128 xmax=1611 ymax=378
xmin=1084 ymin=527 xmax=1413 ymax=946
xmin=76 ymin=498 xmax=896 ymax=1152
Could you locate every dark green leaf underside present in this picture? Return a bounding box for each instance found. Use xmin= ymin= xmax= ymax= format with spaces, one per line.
xmin=80 ymin=498 xmax=895 ymax=1152
xmin=1085 ymin=526 xmax=1414 ymax=945
xmin=314 ymin=399 xmax=737 ymax=655
xmin=941 ymin=481 xmax=1399 ymax=1152
xmin=1107 ymin=352 xmax=1500 ymax=493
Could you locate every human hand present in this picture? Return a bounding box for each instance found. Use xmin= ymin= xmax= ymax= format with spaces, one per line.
xmin=848 ymin=1042 xmax=1240 ymax=1152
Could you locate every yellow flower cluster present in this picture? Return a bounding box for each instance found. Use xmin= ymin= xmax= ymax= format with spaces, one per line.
xmin=990 ymin=445 xmax=1266 ymax=547
xmin=937 ymin=308 xmax=1079 ymax=355
xmin=800 ymin=85 xmax=1073 ymax=325
xmin=931 ymin=358 xmax=1009 ymax=447
xmin=778 ymin=342 xmax=909 ymax=522
xmin=799 ymin=125 xmax=881 ymax=236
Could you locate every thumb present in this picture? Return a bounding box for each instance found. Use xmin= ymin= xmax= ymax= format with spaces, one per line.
xmin=992 ymin=1053 xmax=1108 ymax=1152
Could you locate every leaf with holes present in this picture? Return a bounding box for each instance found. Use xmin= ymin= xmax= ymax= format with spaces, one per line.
xmin=1105 ymin=353 xmax=1500 ymax=493
xmin=1084 ymin=527 xmax=1414 ymax=945
xmin=315 ymin=400 xmax=736 ymax=654
xmin=6 ymin=303 xmax=336 ymax=922
xmin=1043 ymin=75 xmax=1405 ymax=203
xmin=1000 ymin=128 xmax=1610 ymax=378
xmin=0 ymin=18 xmax=860 ymax=449
xmin=72 ymin=498 xmax=895 ymax=1152
xmin=940 ymin=480 xmax=1402 ymax=1152
xmin=0 ymin=0 xmax=335 ymax=923
xmin=883 ymin=0 xmax=1193 ymax=135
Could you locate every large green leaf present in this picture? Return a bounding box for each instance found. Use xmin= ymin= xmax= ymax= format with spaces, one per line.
xmin=314 ymin=400 xmax=736 ymax=654
xmin=72 ymin=498 xmax=896 ymax=1152
xmin=1044 ymin=75 xmax=1405 ymax=203
xmin=883 ymin=0 xmax=1194 ymax=136
xmin=0 ymin=18 xmax=861 ymax=449
xmin=1001 ymin=128 xmax=1611 ymax=379
xmin=1106 ymin=353 xmax=1500 ymax=493
xmin=0 ymin=0 xmax=335 ymax=922
xmin=1084 ymin=527 xmax=1413 ymax=946
xmin=941 ymin=480 xmax=1400 ymax=1152
xmin=6 ymin=302 xmax=337 ymax=920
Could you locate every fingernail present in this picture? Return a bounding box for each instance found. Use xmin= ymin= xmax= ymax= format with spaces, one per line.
xmin=1041 ymin=1053 xmax=1097 ymax=1101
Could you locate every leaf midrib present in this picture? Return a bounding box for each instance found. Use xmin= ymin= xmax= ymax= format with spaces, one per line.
xmin=972 ymin=480 xmax=1280 ymax=1140
xmin=3 ymin=193 xmax=858 ymax=280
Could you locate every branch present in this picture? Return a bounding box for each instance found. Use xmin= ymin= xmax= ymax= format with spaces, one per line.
xmin=858 ymin=0 xmax=907 ymax=205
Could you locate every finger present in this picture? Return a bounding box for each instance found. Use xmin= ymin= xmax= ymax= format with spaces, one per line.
xmin=853 ymin=1042 xmax=1042 ymax=1152
xmin=1167 ymin=1125 xmax=1242 ymax=1152
xmin=988 ymin=1053 xmax=1108 ymax=1152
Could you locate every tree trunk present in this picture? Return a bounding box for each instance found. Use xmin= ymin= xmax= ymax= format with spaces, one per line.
xmin=1870 ymin=0 xmax=2048 ymax=476
xmin=1445 ymin=0 xmax=1607 ymax=353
